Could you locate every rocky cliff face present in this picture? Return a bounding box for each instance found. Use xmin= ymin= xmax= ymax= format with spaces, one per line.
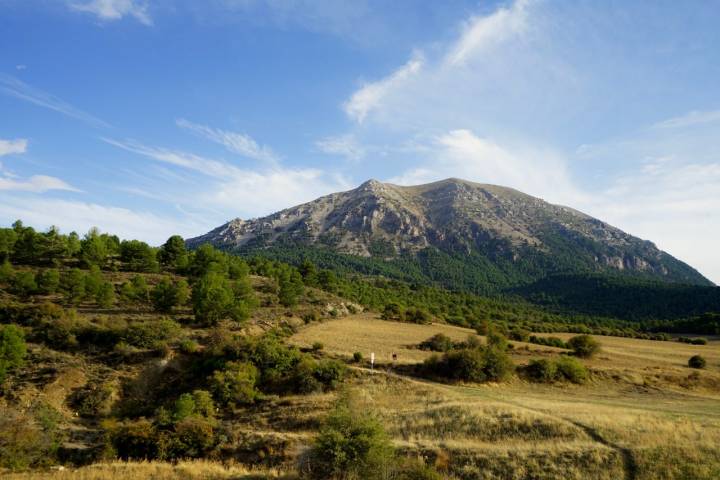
xmin=188 ymin=178 xmax=710 ymax=286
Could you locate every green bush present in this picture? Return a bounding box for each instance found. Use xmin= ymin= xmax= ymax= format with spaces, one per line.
xmin=688 ymin=355 xmax=706 ymax=369
xmin=0 ymin=324 xmax=26 ymax=383
xmin=96 ymin=282 xmax=116 ymax=308
xmin=353 ymin=351 xmax=364 ymax=363
xmin=152 ymin=277 xmax=190 ymax=313
xmin=419 ymin=333 xmax=455 ymax=352
xmin=555 ymin=356 xmax=589 ymax=383
xmin=192 ymin=273 xmax=252 ymax=326
xmin=307 ymin=397 xmax=394 ymax=479
xmin=11 ymin=271 xmax=37 ymax=297
xmin=568 ymin=334 xmax=601 ymax=358
xmin=122 ymin=318 xmax=181 ymax=349
xmin=0 ymin=259 xmax=13 ymax=283
xmin=525 ymin=358 xmax=559 ymax=383
xmin=209 ymin=361 xmax=259 ymax=407
xmin=425 ymin=344 xmax=514 ymax=383
xmin=394 ymin=459 xmax=443 ymax=480
xmin=36 ymin=269 xmax=60 ymax=294
xmin=62 ymin=268 xmax=86 ymax=305
xmin=311 ymin=341 xmax=324 ymax=352
xmin=526 ymin=356 xmax=588 ymax=384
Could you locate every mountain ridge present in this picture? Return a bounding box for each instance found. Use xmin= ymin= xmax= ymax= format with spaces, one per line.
xmin=188 ymin=178 xmax=712 ymax=289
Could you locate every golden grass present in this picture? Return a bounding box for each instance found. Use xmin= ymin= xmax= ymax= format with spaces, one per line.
xmin=2 ymin=460 xmax=297 ymax=480
xmin=289 ymin=313 xmax=482 ymax=364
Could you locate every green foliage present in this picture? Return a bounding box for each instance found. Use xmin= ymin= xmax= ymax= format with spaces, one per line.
xmin=525 ymin=356 xmax=588 ymax=384
xmin=209 ymin=361 xmax=259 ymax=407
xmin=353 ymin=351 xmax=364 ymax=363
xmin=62 ymin=268 xmax=86 ymax=305
xmin=425 ymin=344 xmax=514 ymax=383
xmin=0 ymin=228 xmax=17 ymax=262
xmin=277 ymin=265 xmax=304 ymax=307
xmin=678 ymin=336 xmax=708 ymax=345
xmin=311 ymin=341 xmax=324 ymax=351
xmin=0 ymin=259 xmax=13 ymax=283
xmin=158 ymin=235 xmax=188 ymax=270
xmin=96 ymin=282 xmax=116 ymax=308
xmin=120 ymin=239 xmax=159 ymax=272
xmin=192 ymin=273 xmax=252 ymax=326
xmin=83 ymin=265 xmax=104 ymax=299
xmin=555 ymin=356 xmax=589 ymax=383
xmin=11 ymin=271 xmax=37 ymax=298
xmin=308 ymin=396 xmax=395 ymax=480
xmin=568 ymin=334 xmax=601 ymax=358
xmin=0 ymin=404 xmax=64 ymax=470
xmin=80 ymin=227 xmax=111 ymax=267
xmin=525 ymin=359 xmax=558 ymax=383
xmin=36 ymin=269 xmax=60 ymax=294
xmin=688 ymin=355 xmax=706 ymax=369
xmin=528 ymin=335 xmax=568 ymax=349
xmin=0 ymin=324 xmax=26 ymax=383
xmin=419 ymin=333 xmax=455 ymax=352
xmin=119 ymin=275 xmax=150 ymax=304
xmin=151 ymin=277 xmax=190 ymax=313
xmin=122 ymin=318 xmax=181 ymax=349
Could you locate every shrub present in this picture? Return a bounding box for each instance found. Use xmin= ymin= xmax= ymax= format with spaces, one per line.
xmin=419 ymin=333 xmax=454 ymax=352
xmin=481 ymin=346 xmax=515 ymax=381
xmin=179 ymin=338 xmax=200 ymax=354
xmin=11 ymin=271 xmax=37 ymax=298
xmin=307 ymin=396 xmax=394 ymax=480
xmin=509 ymin=328 xmax=530 ymax=342
xmin=313 ymin=359 xmax=346 ymax=390
xmin=525 ymin=359 xmax=558 ymax=383
xmin=96 ymin=282 xmax=116 ymax=308
xmin=568 ymin=335 xmax=600 ymax=358
xmin=152 ymin=277 xmax=190 ymax=313
xmin=0 ymin=324 xmax=27 ymax=383
xmin=311 ymin=341 xmax=324 ymax=352
xmin=555 ymin=356 xmax=589 ymax=383
xmin=36 ymin=269 xmax=60 ymax=294
xmin=688 ymin=355 xmax=706 ymax=369
xmin=0 ymin=259 xmax=13 ymax=283
xmin=529 ymin=335 xmax=568 ymax=349
xmin=394 ymin=459 xmax=443 ymax=480
xmin=192 ymin=273 xmax=252 ymax=326
xmin=353 ymin=351 xmax=364 ymax=363
xmin=110 ymin=419 xmax=159 ymax=460
xmin=62 ymin=268 xmax=86 ymax=305
xmin=122 ymin=318 xmax=181 ymax=349
xmin=163 ymin=416 xmax=216 ymax=459
xmin=209 ymin=361 xmax=259 ymax=407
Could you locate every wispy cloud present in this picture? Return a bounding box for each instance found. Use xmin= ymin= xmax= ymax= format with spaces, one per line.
xmin=445 ymin=0 xmax=532 ymax=66
xmin=0 ymin=196 xmax=199 ymax=244
xmin=103 ymin=137 xmax=350 ymax=217
xmin=0 ymin=175 xmax=79 ymax=193
xmin=343 ymin=51 xmax=424 ymax=123
xmin=0 ymin=74 xmax=110 ymax=128
xmin=316 ymin=134 xmax=365 ymax=161
xmin=68 ymin=0 xmax=153 ymax=26
xmin=651 ymin=109 xmax=720 ymax=130
xmin=176 ymin=118 xmax=279 ymax=165
xmin=389 ymin=129 xmax=584 ymax=206
xmin=0 ymin=139 xmax=28 ymax=157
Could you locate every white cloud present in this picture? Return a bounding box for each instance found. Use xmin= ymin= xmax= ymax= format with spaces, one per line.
xmin=176 ymin=118 xmax=279 ymax=165
xmin=583 ymin=159 xmax=720 ymax=284
xmin=0 ymin=196 xmax=199 ymax=245
xmin=0 ymin=175 xmax=79 ymax=193
xmin=316 ymin=134 xmax=365 ymax=161
xmin=104 ymin=137 xmax=351 ymax=218
xmin=0 ymin=139 xmax=28 ymax=157
xmin=446 ymin=0 xmax=532 ymax=66
xmin=651 ymin=109 xmax=720 ymax=130
xmin=343 ymin=51 xmax=424 ymax=123
xmin=69 ymin=0 xmax=152 ymax=25
xmin=389 ymin=129 xmax=584 ymax=206
xmin=0 ymin=74 xmax=110 ymax=128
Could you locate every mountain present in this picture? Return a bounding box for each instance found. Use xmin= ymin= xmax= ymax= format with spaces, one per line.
xmin=188 ymin=178 xmax=712 ymax=292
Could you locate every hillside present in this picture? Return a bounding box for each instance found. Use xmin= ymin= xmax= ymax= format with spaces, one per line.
xmin=188 ymin=178 xmax=712 ymax=294
xmin=1 ymin=221 xmax=720 ymax=479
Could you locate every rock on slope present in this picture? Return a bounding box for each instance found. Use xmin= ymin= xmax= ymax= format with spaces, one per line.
xmin=188 ymin=178 xmax=711 ymax=286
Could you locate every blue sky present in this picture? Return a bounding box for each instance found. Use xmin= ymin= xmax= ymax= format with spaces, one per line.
xmin=1 ymin=0 xmax=720 ymax=283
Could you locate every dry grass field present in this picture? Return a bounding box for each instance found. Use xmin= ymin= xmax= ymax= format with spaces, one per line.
xmin=287 ymin=314 xmax=720 ymax=479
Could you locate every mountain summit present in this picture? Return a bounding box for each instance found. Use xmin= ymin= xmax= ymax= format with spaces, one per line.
xmin=188 ymin=178 xmax=711 ymax=289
